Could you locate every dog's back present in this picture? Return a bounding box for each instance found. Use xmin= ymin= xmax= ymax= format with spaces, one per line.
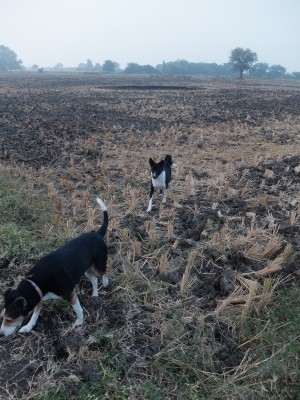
xmin=27 ymin=232 xmax=107 ymax=294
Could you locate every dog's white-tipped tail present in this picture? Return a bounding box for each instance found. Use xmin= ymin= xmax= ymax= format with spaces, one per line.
xmin=96 ymin=196 xmax=109 ymax=236
xmin=96 ymin=197 xmax=107 ymax=212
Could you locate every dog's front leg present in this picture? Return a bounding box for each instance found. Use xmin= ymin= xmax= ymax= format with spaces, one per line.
xmin=147 ymin=185 xmax=155 ymax=212
xmin=71 ymin=294 xmax=84 ymax=326
xmin=19 ymin=303 xmax=42 ymax=333
xmin=162 ymin=188 xmax=168 ymax=203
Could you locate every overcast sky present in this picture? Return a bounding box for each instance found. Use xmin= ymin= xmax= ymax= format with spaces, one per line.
xmin=1 ymin=0 xmax=299 ymax=72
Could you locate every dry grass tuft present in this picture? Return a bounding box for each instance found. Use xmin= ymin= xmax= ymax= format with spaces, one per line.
xmin=256 ymin=259 xmax=282 ymax=277
xmin=242 ymin=283 xmax=258 ymax=317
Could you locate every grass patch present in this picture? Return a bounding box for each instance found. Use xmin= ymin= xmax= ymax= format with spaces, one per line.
xmin=0 ymin=175 xmax=58 ymax=259
xmin=238 ymin=283 xmax=300 ymax=398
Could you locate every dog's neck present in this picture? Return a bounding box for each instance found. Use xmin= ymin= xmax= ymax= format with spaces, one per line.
xmin=25 ymin=279 xmax=43 ymax=302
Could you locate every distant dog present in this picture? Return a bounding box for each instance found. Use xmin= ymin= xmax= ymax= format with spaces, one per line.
xmin=0 ymin=197 xmax=109 ymax=337
xmin=147 ymin=154 xmax=175 ymax=212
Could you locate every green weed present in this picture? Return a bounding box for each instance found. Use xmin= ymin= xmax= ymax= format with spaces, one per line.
xmin=238 ymin=283 xmax=300 ymax=398
xmin=0 ymin=176 xmax=57 ymax=259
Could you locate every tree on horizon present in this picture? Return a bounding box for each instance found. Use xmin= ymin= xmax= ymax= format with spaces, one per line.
xmin=0 ymin=45 xmax=23 ymax=71
xmin=229 ymin=47 xmax=258 ymax=79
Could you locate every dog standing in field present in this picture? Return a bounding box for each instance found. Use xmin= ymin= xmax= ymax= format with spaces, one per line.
xmin=147 ymin=154 xmax=175 ymax=212
xmin=0 ymin=197 xmax=109 ymax=337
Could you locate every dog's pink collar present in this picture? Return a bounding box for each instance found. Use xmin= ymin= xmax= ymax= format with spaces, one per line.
xmin=26 ymin=279 xmax=43 ymax=301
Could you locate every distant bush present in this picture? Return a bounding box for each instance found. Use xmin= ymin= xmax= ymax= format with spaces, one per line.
xmin=292 ymin=72 xmax=300 ymax=79
xmin=124 ymin=62 xmax=156 ymax=74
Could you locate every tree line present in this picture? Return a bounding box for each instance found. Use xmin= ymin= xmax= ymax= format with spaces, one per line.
xmin=0 ymin=44 xmax=299 ymax=79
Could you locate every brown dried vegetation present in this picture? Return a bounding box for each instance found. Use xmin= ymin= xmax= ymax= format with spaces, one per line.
xmin=0 ymin=73 xmax=300 ymax=399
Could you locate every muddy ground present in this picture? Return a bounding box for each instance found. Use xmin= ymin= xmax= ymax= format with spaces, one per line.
xmin=0 ymin=73 xmax=300 ymax=399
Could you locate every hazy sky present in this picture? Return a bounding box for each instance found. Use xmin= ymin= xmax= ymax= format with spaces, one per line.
xmin=1 ymin=0 xmax=300 ymax=72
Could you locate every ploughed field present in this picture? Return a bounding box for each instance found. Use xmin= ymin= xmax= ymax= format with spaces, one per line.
xmin=0 ymin=73 xmax=300 ymax=399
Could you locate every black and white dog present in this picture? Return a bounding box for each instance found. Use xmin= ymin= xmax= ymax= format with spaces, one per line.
xmin=0 ymin=197 xmax=109 ymax=337
xmin=147 ymin=154 xmax=175 ymax=212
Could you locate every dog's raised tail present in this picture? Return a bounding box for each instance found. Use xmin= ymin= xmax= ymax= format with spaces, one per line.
xmin=96 ymin=197 xmax=109 ymax=237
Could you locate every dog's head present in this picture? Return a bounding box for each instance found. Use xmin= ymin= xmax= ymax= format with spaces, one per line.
xmin=149 ymin=158 xmax=164 ymax=179
xmin=0 ymin=288 xmax=27 ymax=336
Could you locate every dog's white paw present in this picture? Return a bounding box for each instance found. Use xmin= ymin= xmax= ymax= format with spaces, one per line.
xmin=19 ymin=325 xmax=33 ymax=334
xmin=146 ymin=207 xmax=151 ymax=212
xmin=74 ymin=319 xmax=83 ymax=327
xmin=92 ymin=291 xmax=99 ymax=297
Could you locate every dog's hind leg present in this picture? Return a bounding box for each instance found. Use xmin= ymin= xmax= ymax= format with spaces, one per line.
xmin=102 ymin=273 xmax=109 ymax=287
xmin=70 ymin=294 xmax=84 ymax=326
xmin=85 ymin=270 xmax=98 ymax=297
xmin=19 ymin=302 xmax=42 ymax=333
xmin=89 ymin=268 xmax=109 ymax=289
xmin=162 ymin=188 xmax=168 ymax=203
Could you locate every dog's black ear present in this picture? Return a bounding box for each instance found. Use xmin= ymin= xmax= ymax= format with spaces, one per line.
xmin=149 ymin=158 xmax=155 ymax=166
xmin=12 ymin=297 xmax=27 ymax=312
xmin=165 ymin=155 xmax=172 ymax=165
xmin=3 ymin=288 xmax=13 ymax=299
